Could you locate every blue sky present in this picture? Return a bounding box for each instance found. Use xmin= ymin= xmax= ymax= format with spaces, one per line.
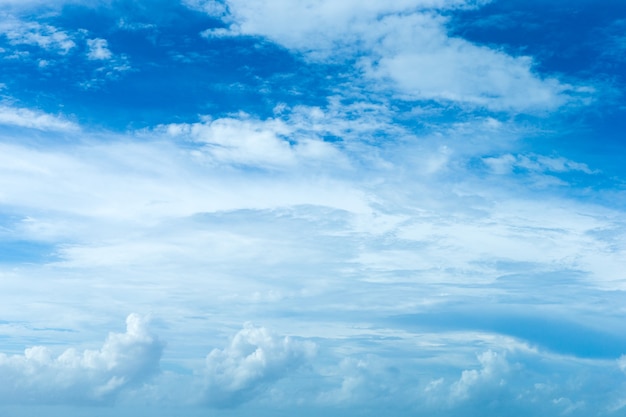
xmin=1 ymin=1 xmax=626 ymax=416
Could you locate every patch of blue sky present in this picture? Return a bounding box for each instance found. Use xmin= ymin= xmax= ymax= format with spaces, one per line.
xmin=0 ymin=240 xmax=58 ymax=264
xmin=2 ymin=3 xmax=340 ymax=130
xmin=394 ymin=310 xmax=626 ymax=359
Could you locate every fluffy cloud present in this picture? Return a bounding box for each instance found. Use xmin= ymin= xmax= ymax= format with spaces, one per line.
xmin=158 ymin=111 xmax=349 ymax=169
xmin=201 ymin=324 xmax=316 ymax=407
xmin=216 ymin=0 xmax=485 ymax=54
xmin=449 ymin=350 xmax=509 ymax=402
xmin=198 ymin=0 xmax=575 ymax=111
xmin=0 ymin=314 xmax=163 ymax=404
xmin=86 ymin=38 xmax=113 ymax=60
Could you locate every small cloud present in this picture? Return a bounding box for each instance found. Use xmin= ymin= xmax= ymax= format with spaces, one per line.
xmin=200 ymin=25 xmax=242 ymax=39
xmin=86 ymin=38 xmax=113 ymax=60
xmin=483 ymin=153 xmax=597 ymax=175
xmin=183 ymin=0 xmax=230 ymax=18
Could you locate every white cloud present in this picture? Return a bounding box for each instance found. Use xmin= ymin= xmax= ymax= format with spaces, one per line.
xmin=158 ymin=111 xmax=347 ymax=169
xmin=450 ymin=350 xmax=508 ymax=401
xmin=198 ymin=0 xmax=576 ymax=111
xmin=201 ymin=323 xmax=316 ymax=407
xmin=87 ymin=38 xmax=113 ymax=60
xmin=219 ymin=0 xmax=485 ymax=55
xmin=0 ymin=105 xmax=79 ymax=131
xmin=483 ymin=153 xmax=596 ymax=175
xmin=0 ymin=95 xmax=623 ymax=415
xmin=183 ymin=0 xmax=230 ymax=18
xmin=0 ymin=17 xmax=75 ymax=54
xmin=0 ymin=314 xmax=163 ymax=404
xmin=360 ymin=23 xmax=568 ymax=111
xmin=200 ymin=25 xmax=241 ymax=39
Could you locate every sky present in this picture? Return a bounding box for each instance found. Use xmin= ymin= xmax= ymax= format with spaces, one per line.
xmin=0 ymin=0 xmax=626 ymax=416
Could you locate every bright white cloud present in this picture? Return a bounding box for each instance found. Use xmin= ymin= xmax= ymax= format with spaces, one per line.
xmin=0 ymin=105 xmax=79 ymax=131
xmin=159 ymin=112 xmax=346 ymax=169
xmin=201 ymin=0 xmax=574 ymax=111
xmin=0 ymin=314 xmax=163 ymax=404
xmin=202 ymin=323 xmax=316 ymax=407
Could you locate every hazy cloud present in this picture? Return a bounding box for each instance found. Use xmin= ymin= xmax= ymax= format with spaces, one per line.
xmin=483 ymin=153 xmax=596 ymax=175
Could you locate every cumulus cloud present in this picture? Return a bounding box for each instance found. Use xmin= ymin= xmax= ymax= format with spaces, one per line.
xmin=450 ymin=350 xmax=509 ymax=402
xmin=201 ymin=323 xmax=316 ymax=407
xmin=0 ymin=314 xmax=163 ymax=404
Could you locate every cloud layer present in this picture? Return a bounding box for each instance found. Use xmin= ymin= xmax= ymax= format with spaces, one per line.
xmin=1 ymin=0 xmax=625 ymax=416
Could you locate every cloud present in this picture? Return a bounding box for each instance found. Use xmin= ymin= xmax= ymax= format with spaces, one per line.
xmin=200 ymin=25 xmax=241 ymax=39
xmin=317 ymin=355 xmax=406 ymax=406
xmin=450 ymin=350 xmax=509 ymax=402
xmin=216 ymin=0 xmax=486 ymax=55
xmin=86 ymin=38 xmax=113 ymax=60
xmin=0 ymin=314 xmax=163 ymax=404
xmin=0 ymin=105 xmax=79 ymax=131
xmin=0 ymin=16 xmax=75 ymax=54
xmin=197 ymin=0 xmax=577 ymax=112
xmin=157 ymin=110 xmax=348 ymax=169
xmin=201 ymin=323 xmax=316 ymax=407
xmin=183 ymin=0 xmax=230 ymax=18
xmin=360 ymin=24 xmax=568 ymax=111
xmin=483 ymin=153 xmax=596 ymax=175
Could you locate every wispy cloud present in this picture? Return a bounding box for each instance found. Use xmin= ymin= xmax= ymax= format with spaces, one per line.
xmin=0 ymin=16 xmax=75 ymax=54
xmin=0 ymin=104 xmax=79 ymax=131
